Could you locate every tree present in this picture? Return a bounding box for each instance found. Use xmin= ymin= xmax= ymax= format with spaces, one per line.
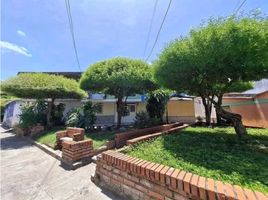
xmin=146 ymin=89 xmax=171 ymax=123
xmin=2 ymin=73 xmax=87 ymax=127
xmin=154 ymin=14 xmax=268 ymax=137
xmin=80 ymin=57 xmax=156 ymax=128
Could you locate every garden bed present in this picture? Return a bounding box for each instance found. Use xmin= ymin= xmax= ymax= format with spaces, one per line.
xmin=33 ymin=127 xmax=116 ymax=150
xmin=124 ymin=127 xmax=268 ymax=194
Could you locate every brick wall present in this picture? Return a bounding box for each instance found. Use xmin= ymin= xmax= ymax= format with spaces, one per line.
xmin=93 ymin=151 xmax=267 ymax=200
xmin=115 ymin=122 xmax=183 ymax=148
xmin=56 ymin=127 xmax=85 ymax=149
xmin=62 ymin=140 xmax=94 ymax=163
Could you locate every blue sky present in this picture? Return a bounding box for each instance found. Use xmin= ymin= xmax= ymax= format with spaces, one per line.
xmin=1 ymin=0 xmax=268 ymax=80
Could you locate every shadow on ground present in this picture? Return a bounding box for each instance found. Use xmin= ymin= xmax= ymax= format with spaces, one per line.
xmin=0 ymin=133 xmax=33 ymax=150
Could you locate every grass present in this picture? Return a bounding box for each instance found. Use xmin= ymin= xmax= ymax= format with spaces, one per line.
xmin=125 ymin=127 xmax=268 ymax=194
xmin=34 ymin=127 xmax=116 ymax=149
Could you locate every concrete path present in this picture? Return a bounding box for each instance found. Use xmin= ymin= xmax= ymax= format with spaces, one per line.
xmin=0 ymin=127 xmax=123 ymax=200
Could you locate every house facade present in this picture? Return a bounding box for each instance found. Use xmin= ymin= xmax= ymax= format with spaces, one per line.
xmin=2 ymin=95 xmax=212 ymax=128
xmin=222 ymin=79 xmax=268 ymax=128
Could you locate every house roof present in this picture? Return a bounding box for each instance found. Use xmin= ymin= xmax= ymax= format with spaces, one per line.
xmin=17 ymin=72 xmax=83 ymax=80
xmin=224 ymin=79 xmax=268 ymax=98
xmin=242 ymin=79 xmax=268 ymax=94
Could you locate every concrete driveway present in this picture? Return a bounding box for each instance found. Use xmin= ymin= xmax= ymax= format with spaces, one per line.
xmin=0 ymin=128 xmax=123 ymax=200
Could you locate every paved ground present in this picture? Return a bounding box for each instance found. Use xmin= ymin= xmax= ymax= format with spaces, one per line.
xmin=0 ymin=127 xmax=123 ymax=200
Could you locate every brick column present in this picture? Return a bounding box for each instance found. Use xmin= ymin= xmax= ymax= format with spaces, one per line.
xmin=62 ymin=140 xmax=94 ymax=163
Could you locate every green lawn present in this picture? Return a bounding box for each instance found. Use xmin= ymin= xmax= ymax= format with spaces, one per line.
xmin=34 ymin=127 xmax=116 ymax=149
xmin=125 ymin=127 xmax=268 ymax=194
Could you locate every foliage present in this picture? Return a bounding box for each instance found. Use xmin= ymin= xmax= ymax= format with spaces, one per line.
xmin=2 ymin=73 xmax=87 ymax=99
xmin=134 ymin=111 xmax=160 ymax=129
xmin=19 ymin=100 xmax=47 ymax=128
xmin=146 ymin=89 xmax=171 ymax=122
xmin=65 ymin=102 xmax=98 ymax=130
xmin=2 ymin=73 xmax=87 ymax=127
xmin=65 ymin=108 xmax=83 ymax=127
xmin=80 ymin=57 xmax=155 ymax=96
xmin=154 ymin=13 xmax=268 ymax=135
xmin=34 ymin=127 xmax=116 ymax=149
xmin=83 ymin=101 xmax=98 ymax=129
xmin=51 ymin=103 xmax=65 ymax=125
xmin=19 ymin=104 xmax=37 ymax=128
xmin=154 ymin=14 xmax=268 ymax=93
xmin=126 ymin=127 xmax=268 ymax=193
xmin=80 ymin=57 xmax=156 ymax=127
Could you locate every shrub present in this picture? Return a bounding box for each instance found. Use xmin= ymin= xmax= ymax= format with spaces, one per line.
xmin=19 ymin=100 xmax=47 ymax=129
xmin=134 ymin=111 xmax=160 ymax=129
xmin=65 ymin=102 xmax=98 ymax=130
xmin=51 ymin=103 xmax=65 ymax=125
xmin=19 ymin=103 xmax=37 ymax=128
xmin=65 ymin=108 xmax=83 ymax=127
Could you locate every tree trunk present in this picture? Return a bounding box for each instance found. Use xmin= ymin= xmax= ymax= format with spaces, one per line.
xmin=214 ymin=104 xmax=247 ymax=138
xmin=46 ymin=98 xmax=55 ymax=128
xmin=116 ymin=97 xmax=123 ymax=129
xmin=216 ymin=111 xmax=223 ymax=126
xmin=165 ymin=103 xmax=169 ymax=124
xmin=201 ymin=96 xmax=212 ymax=126
xmin=216 ymin=95 xmax=223 ymax=126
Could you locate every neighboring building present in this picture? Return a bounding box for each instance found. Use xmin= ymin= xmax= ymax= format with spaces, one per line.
xmin=223 ymin=79 xmax=268 ymax=128
xmin=2 ymin=94 xmax=212 ymax=128
xmin=166 ymin=96 xmax=216 ymax=124
xmin=3 ymin=71 xmax=216 ymax=127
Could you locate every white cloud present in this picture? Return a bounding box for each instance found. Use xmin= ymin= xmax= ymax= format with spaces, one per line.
xmin=17 ymin=30 xmax=26 ymax=37
xmin=0 ymin=41 xmax=32 ymax=57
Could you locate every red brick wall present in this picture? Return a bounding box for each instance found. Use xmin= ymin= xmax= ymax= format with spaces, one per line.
xmin=62 ymin=140 xmax=94 ymax=163
xmin=94 ymin=151 xmax=267 ymax=200
xmin=115 ymin=122 xmax=183 ymax=148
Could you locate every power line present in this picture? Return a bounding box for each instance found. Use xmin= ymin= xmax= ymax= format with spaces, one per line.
xmin=232 ymin=0 xmax=241 ymax=13
xmin=65 ymin=0 xmax=82 ymax=72
xmin=145 ymin=0 xmax=173 ymax=62
xmin=143 ymin=0 xmax=159 ymax=59
xmin=233 ymin=0 xmax=247 ymax=15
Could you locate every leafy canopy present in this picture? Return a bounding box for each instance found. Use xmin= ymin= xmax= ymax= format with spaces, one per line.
xmin=2 ymin=73 xmax=87 ymax=99
xmin=80 ymin=57 xmax=156 ymax=97
xmin=154 ymin=14 xmax=268 ymax=96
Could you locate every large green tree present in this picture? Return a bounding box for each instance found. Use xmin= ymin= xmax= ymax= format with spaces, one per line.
xmin=80 ymin=57 xmax=156 ymax=128
xmin=2 ymin=73 xmax=87 ymax=127
xmin=154 ymin=14 xmax=268 ymax=137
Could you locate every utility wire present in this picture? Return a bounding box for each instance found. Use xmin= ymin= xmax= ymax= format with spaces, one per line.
xmin=232 ymin=0 xmax=241 ymax=13
xmin=233 ymin=0 xmax=247 ymax=15
xmin=143 ymin=0 xmax=159 ymax=59
xmin=65 ymin=0 xmax=82 ymax=72
xmin=145 ymin=0 xmax=173 ymax=62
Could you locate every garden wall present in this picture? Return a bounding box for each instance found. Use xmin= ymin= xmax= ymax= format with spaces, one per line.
xmin=62 ymin=140 xmax=94 ymax=163
xmin=114 ymin=122 xmax=183 ymax=148
xmin=93 ymin=151 xmax=267 ymax=200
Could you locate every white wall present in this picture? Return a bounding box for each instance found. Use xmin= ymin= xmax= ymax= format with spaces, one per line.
xmin=194 ymin=97 xmax=216 ymax=122
xmin=3 ymin=100 xmax=22 ymax=127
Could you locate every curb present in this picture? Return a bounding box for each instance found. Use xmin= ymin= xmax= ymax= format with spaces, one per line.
xmin=30 ymin=139 xmax=92 ymax=170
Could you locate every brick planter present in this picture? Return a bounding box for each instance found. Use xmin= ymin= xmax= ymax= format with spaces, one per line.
xmin=93 ymin=151 xmax=267 ymax=200
xmin=56 ymin=127 xmax=85 ymax=149
xmin=62 ymin=140 xmax=94 ymax=164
